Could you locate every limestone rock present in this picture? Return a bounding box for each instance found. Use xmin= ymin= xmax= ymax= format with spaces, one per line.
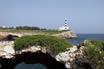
xmin=4 ymin=45 xmax=15 ymax=54
xmin=21 ymin=46 xmax=41 ymax=53
xmin=54 ymin=30 xmax=77 ymax=38
xmin=0 ymin=32 xmax=8 ymax=39
xmin=16 ymin=46 xmax=48 ymax=55
xmin=56 ymin=53 xmax=69 ymax=62
xmin=55 ymin=45 xmax=86 ymax=69
xmin=0 ymin=41 xmax=15 ymax=58
xmin=65 ymin=62 xmax=71 ymax=69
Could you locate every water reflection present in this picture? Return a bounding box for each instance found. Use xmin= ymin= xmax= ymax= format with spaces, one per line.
xmin=15 ymin=62 xmax=47 ymax=69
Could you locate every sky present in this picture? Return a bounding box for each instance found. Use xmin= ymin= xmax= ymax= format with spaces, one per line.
xmin=0 ymin=0 xmax=104 ymax=34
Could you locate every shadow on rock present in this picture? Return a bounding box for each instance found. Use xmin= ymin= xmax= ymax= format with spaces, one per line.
xmin=0 ymin=51 xmax=66 ymax=69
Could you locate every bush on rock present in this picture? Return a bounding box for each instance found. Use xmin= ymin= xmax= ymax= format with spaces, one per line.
xmin=84 ymin=40 xmax=104 ymax=69
xmin=14 ymin=35 xmax=72 ymax=54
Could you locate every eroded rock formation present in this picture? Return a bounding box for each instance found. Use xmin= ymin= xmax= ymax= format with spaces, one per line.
xmin=0 ymin=51 xmax=67 ymax=69
xmin=0 ymin=40 xmax=93 ymax=69
xmin=56 ymin=46 xmax=92 ymax=69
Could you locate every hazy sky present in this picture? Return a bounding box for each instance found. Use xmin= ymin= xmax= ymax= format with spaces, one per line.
xmin=0 ymin=0 xmax=104 ymax=33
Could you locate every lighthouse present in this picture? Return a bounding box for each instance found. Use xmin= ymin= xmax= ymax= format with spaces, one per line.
xmin=64 ymin=18 xmax=68 ymax=29
xmin=58 ymin=18 xmax=69 ymax=31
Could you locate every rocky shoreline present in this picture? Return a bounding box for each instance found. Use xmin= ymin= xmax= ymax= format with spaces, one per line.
xmin=53 ymin=30 xmax=77 ymax=38
xmin=0 ymin=40 xmax=93 ymax=69
xmin=0 ymin=30 xmax=77 ymax=39
xmin=1 ymin=32 xmax=100 ymax=69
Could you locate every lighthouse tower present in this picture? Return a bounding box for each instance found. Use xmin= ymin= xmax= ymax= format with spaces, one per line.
xmin=58 ymin=18 xmax=69 ymax=31
xmin=64 ymin=18 xmax=68 ymax=30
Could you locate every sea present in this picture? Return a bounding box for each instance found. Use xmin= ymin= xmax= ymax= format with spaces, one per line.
xmin=14 ymin=34 xmax=104 ymax=69
xmin=67 ymin=34 xmax=104 ymax=45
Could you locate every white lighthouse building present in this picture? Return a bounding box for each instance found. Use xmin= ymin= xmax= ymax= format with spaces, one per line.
xmin=58 ymin=18 xmax=69 ymax=31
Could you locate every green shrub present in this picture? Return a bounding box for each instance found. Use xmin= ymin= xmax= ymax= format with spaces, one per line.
xmin=84 ymin=40 xmax=104 ymax=69
xmin=84 ymin=40 xmax=104 ymax=50
xmin=14 ymin=35 xmax=72 ymax=54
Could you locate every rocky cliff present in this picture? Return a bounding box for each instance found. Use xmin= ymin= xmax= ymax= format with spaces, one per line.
xmin=0 ymin=41 xmax=67 ymax=69
xmin=53 ymin=30 xmax=77 ymax=38
xmin=0 ymin=40 xmax=92 ymax=69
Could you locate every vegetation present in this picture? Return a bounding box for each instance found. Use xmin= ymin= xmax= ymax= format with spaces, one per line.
xmin=0 ymin=26 xmax=40 ymax=30
xmin=0 ymin=29 xmax=65 ymax=35
xmin=16 ymin=26 xmax=40 ymax=30
xmin=84 ymin=40 xmax=104 ymax=69
xmin=14 ymin=35 xmax=72 ymax=54
xmin=0 ymin=26 xmax=66 ymax=35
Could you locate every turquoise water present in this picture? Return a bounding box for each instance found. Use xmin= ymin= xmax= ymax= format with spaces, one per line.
xmin=14 ymin=62 xmax=47 ymax=69
xmin=67 ymin=34 xmax=104 ymax=45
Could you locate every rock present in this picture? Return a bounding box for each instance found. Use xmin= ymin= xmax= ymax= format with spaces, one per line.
xmin=21 ymin=46 xmax=41 ymax=53
xmin=53 ymin=30 xmax=77 ymax=38
xmin=55 ymin=45 xmax=88 ymax=69
xmin=0 ymin=41 xmax=15 ymax=58
xmin=0 ymin=51 xmax=7 ymax=56
xmin=0 ymin=40 xmax=92 ymax=69
xmin=8 ymin=33 xmax=22 ymax=37
xmin=0 ymin=32 xmax=8 ymax=40
xmin=0 ymin=51 xmax=67 ymax=69
xmin=0 ymin=32 xmax=22 ymax=40
xmin=4 ymin=45 xmax=15 ymax=54
xmin=16 ymin=46 xmax=48 ymax=55
xmin=65 ymin=62 xmax=71 ymax=69
xmin=56 ymin=53 xmax=69 ymax=62
xmin=67 ymin=46 xmax=77 ymax=53
xmin=4 ymin=54 xmax=14 ymax=58
xmin=55 ymin=46 xmax=77 ymax=68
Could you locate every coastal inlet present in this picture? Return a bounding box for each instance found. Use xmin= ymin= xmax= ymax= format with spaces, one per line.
xmin=0 ymin=32 xmax=103 ymax=69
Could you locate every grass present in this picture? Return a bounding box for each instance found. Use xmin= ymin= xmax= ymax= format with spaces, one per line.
xmin=0 ymin=29 xmax=67 ymax=35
